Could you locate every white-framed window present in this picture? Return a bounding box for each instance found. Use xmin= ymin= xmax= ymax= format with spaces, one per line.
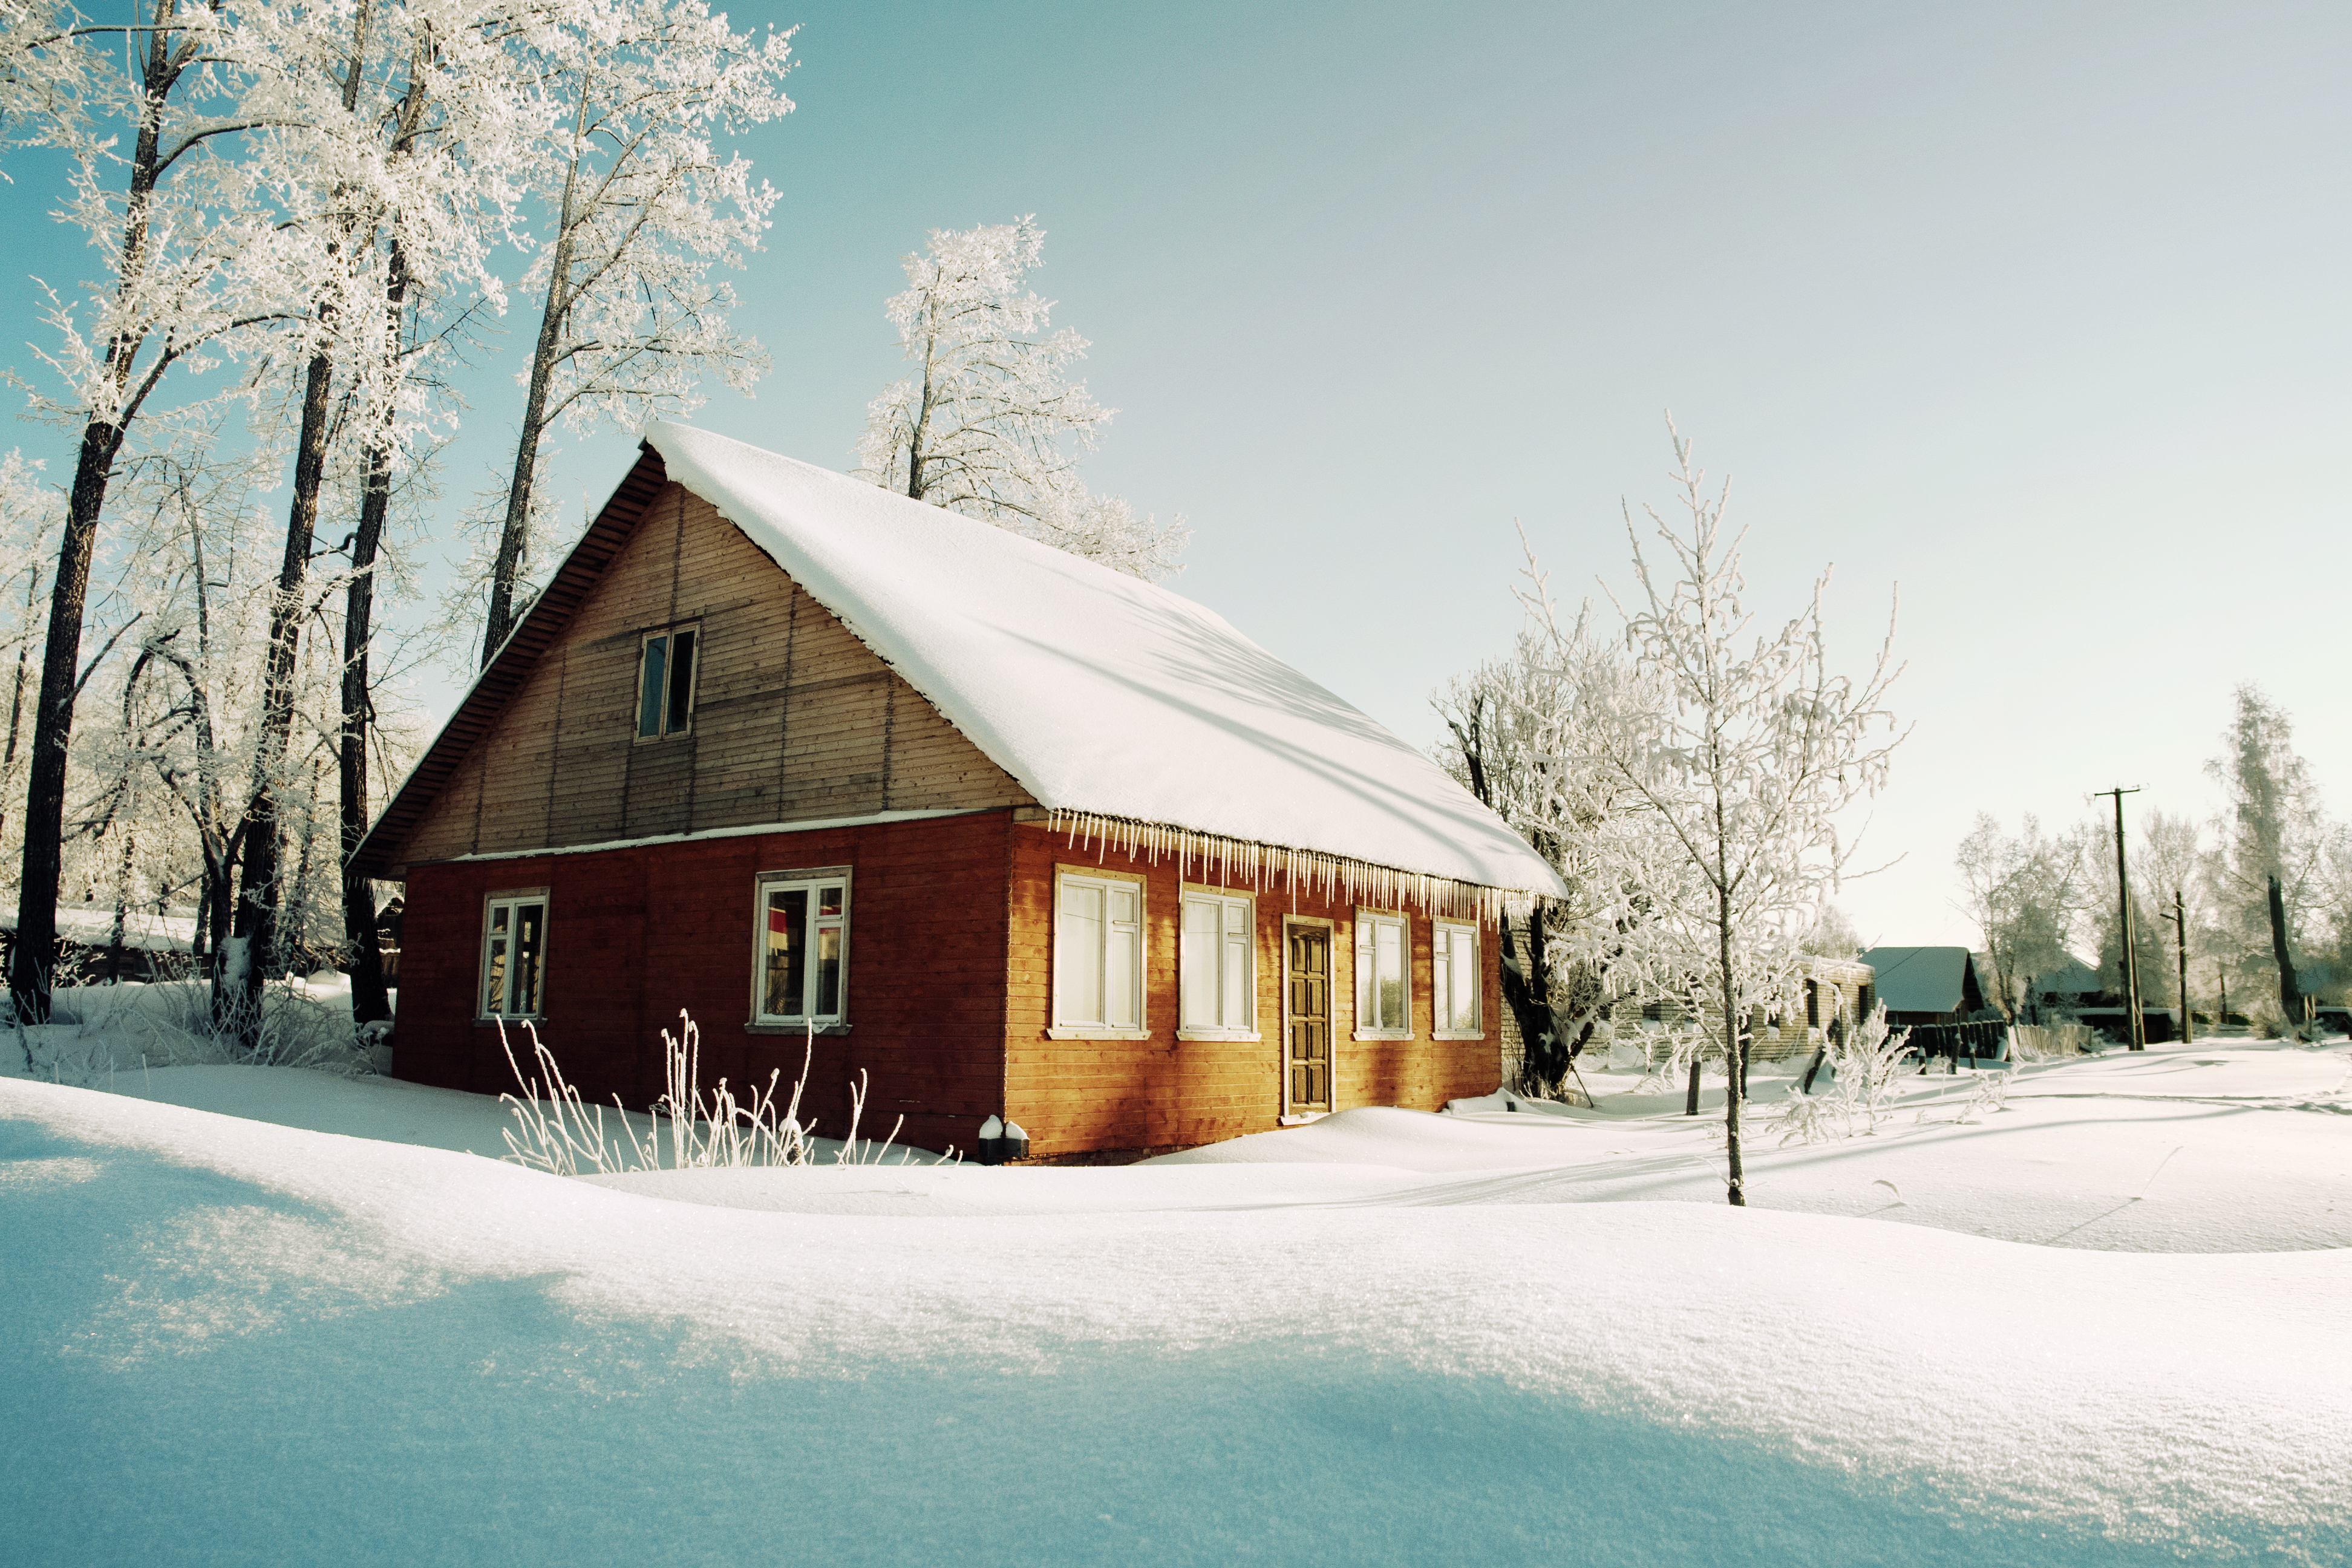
xmin=1053 ymin=870 xmax=1144 ymax=1036
xmin=480 ymin=891 xmax=549 ymax=1019
xmin=636 ymin=623 xmax=700 ymax=739
xmin=1432 ymin=921 xmax=1481 ymax=1037
xmin=1179 ymin=888 xmax=1255 ymax=1036
xmin=753 ymin=867 xmax=849 ymax=1025
xmin=1353 ymin=909 xmax=1411 ymax=1038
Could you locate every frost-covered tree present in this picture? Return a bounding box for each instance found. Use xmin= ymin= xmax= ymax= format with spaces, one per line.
xmin=1956 ymin=812 xmax=2089 ymax=1021
xmin=2205 ymin=686 xmax=2327 ymax=1027
xmin=1523 ymin=423 xmax=1903 ymax=1206
xmin=225 ymin=0 xmax=531 ymax=1035
xmin=477 ymin=0 xmax=793 ymax=666
xmin=855 ymin=217 xmax=1187 ymax=581
xmin=1799 ymin=904 xmax=1864 ymax=959
xmin=0 ymin=451 xmax=62 ymax=861
xmin=1434 ymin=612 xmax=1683 ymax=1100
xmin=2129 ymin=809 xmax=2203 ymax=1014
xmin=3 ymin=0 xmax=295 ymax=1022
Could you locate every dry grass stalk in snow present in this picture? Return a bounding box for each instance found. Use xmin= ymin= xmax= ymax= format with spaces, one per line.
xmin=500 ymin=1011 xmax=927 ymax=1175
xmin=2009 ymin=1022 xmax=2094 ymax=1060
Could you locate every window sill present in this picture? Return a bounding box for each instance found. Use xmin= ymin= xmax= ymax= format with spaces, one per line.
xmin=475 ymin=1016 xmax=546 ymax=1027
xmin=1432 ymin=1030 xmax=1486 ymax=1041
xmin=1175 ymin=1028 xmax=1261 ymax=1042
xmin=1351 ymin=1030 xmax=1414 ymax=1042
xmin=1045 ymin=1026 xmax=1152 ymax=1041
xmin=1279 ymin=1112 xmax=1328 ymax=1126
xmin=746 ymin=1022 xmax=852 ymax=1036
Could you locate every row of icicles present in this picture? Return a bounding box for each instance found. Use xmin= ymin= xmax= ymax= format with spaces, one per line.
xmin=1044 ymin=808 xmax=1518 ymax=920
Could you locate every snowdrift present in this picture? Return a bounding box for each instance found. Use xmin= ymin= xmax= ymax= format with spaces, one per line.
xmin=5 ymin=1074 xmax=2348 ymax=1566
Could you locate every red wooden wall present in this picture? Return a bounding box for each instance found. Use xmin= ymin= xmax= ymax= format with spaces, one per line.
xmin=396 ymin=809 xmax=1012 ymax=1156
xmin=395 ymin=811 xmax=1503 ymax=1160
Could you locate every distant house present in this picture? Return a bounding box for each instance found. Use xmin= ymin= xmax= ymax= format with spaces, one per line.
xmin=1754 ymin=955 xmax=1877 ymax=1059
xmin=2029 ymin=954 xmax=2102 ymax=1013
xmin=1855 ymin=946 xmax=1991 ymax=1027
xmin=353 ymin=425 xmax=1566 ymax=1160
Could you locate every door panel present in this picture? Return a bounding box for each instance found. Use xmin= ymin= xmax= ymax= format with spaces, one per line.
xmin=1287 ymin=926 xmax=1332 ymax=1113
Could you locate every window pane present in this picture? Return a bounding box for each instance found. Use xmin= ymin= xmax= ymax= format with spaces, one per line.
xmin=1355 ymin=925 xmax=1374 ymax=1028
xmin=1221 ymin=912 xmax=1249 ymax=1027
xmin=1106 ymin=914 xmax=1137 ymax=1029
xmin=483 ymin=933 xmax=509 ymax=1015
xmin=638 ymin=637 xmax=667 ymax=738
xmin=511 ymin=903 xmax=545 ymax=1015
xmin=764 ymin=889 xmax=808 ymax=1017
xmin=1181 ymin=898 xmax=1218 ymax=1027
xmin=1057 ymin=883 xmax=1105 ymax=1025
xmin=1448 ymin=933 xmax=1476 ymax=1031
xmin=667 ymin=630 xmax=696 ymax=733
xmin=818 ymin=884 xmax=843 ymax=918
xmin=815 ymin=924 xmax=841 ymax=1017
xmin=1376 ymin=920 xmax=1405 ymax=1030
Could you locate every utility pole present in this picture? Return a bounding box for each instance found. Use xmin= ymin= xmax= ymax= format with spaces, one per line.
xmin=2094 ymin=786 xmax=2145 ymax=1050
xmin=2160 ymin=889 xmax=2192 ymax=1044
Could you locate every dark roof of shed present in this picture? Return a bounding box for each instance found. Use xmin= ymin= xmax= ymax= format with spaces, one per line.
xmin=1856 ymin=946 xmax=1981 ymax=1015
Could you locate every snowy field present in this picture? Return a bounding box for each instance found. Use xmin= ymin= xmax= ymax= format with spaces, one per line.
xmin=5 ymin=1027 xmax=2350 ymax=1564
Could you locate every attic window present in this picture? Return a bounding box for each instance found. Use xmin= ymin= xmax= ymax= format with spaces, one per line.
xmin=637 ymin=624 xmax=699 ymax=739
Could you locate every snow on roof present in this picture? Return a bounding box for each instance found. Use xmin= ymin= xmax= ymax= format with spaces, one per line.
xmin=645 ymin=423 xmax=1565 ymax=897
xmin=1857 ymin=946 xmax=1979 ymax=1014
xmin=2032 ymin=953 xmax=2102 ymax=996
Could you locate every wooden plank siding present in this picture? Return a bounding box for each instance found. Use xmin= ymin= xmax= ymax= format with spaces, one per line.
xmin=1002 ymin=822 xmax=1501 ymax=1157
xmin=386 ymin=480 xmax=1031 ymax=869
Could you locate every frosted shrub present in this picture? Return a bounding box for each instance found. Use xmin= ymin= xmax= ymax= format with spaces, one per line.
xmin=500 ymin=1011 xmax=939 ymax=1176
xmin=1954 ymin=1068 xmax=2015 ymax=1123
xmin=11 ymin=972 xmax=375 ymax=1085
xmin=1768 ymin=1004 xmax=1912 ymax=1145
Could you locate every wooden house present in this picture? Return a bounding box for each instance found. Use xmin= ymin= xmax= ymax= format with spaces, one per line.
xmin=1855 ymin=946 xmax=1990 ymax=1027
xmin=353 ymin=425 xmax=1567 ymax=1160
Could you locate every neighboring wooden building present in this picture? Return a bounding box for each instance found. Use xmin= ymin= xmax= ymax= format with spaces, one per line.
xmin=354 ymin=425 xmax=1566 ymax=1160
xmin=1748 ymin=955 xmax=1877 ymax=1062
xmin=1855 ymin=946 xmax=1989 ymax=1027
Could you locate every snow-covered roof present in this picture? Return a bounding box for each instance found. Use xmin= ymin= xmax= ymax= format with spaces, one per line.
xmin=644 ymin=423 xmax=1564 ymax=896
xmin=1857 ymin=946 xmax=1980 ymax=1015
xmin=2029 ymin=953 xmax=2101 ymax=997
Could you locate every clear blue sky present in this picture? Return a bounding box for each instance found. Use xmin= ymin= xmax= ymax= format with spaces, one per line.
xmin=5 ymin=0 xmax=2347 ymax=947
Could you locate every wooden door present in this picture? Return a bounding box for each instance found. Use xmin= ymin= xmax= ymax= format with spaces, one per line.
xmin=1287 ymin=925 xmax=1332 ymax=1114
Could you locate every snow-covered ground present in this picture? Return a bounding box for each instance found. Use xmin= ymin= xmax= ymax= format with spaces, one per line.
xmin=5 ymin=1032 xmax=2348 ymax=1564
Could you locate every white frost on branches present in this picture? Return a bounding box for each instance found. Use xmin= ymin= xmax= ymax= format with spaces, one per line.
xmin=1512 ymin=420 xmax=1904 ymax=1203
xmin=855 ymin=217 xmax=1187 ymax=581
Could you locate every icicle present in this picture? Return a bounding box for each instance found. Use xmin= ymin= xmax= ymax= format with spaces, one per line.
xmin=1034 ymin=807 xmax=1523 ymax=918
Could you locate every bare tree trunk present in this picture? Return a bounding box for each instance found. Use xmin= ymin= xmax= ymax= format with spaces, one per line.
xmin=0 ymin=561 xmax=41 ymax=849
xmin=223 ymin=349 xmax=335 ymax=1041
xmin=105 ymin=827 xmax=136 ymax=983
xmin=9 ymin=14 xmax=189 ymax=1025
xmin=481 ymin=173 xmax=580 ymax=668
xmin=2268 ymin=874 xmax=2303 ymax=1027
xmin=12 ymin=419 xmax=129 ymax=1022
xmin=339 ymin=414 xmax=394 ymax=1026
xmin=1720 ymin=880 xmax=1746 ymax=1207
